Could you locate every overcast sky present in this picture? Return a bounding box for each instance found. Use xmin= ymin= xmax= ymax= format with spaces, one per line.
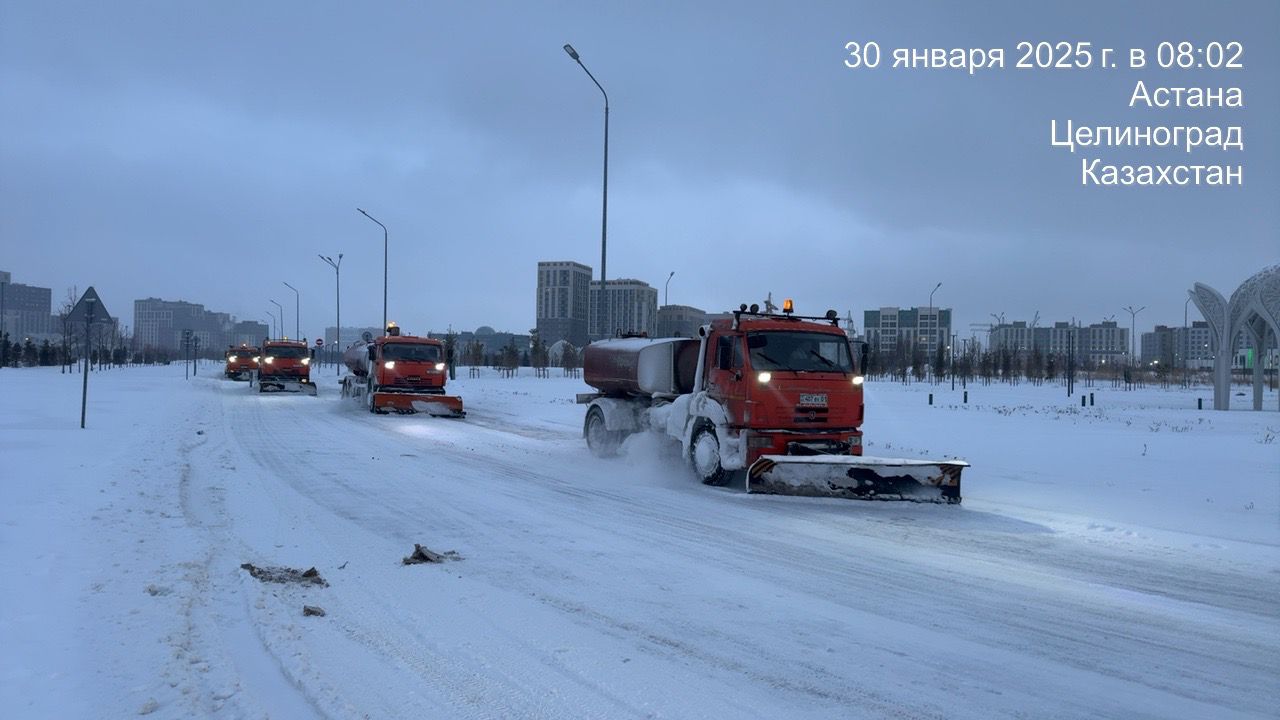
xmin=2 ymin=1 xmax=1276 ymax=341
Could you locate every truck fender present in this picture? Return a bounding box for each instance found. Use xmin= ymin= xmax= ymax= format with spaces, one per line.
xmin=587 ymin=397 xmax=644 ymax=433
xmin=675 ymin=393 xmax=747 ymax=471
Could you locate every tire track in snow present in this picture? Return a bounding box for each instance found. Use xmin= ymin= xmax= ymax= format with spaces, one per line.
xmin=215 ymin=382 xmax=1278 ymax=719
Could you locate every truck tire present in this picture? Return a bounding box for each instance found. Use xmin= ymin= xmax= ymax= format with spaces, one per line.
xmin=690 ymin=423 xmax=729 ymax=486
xmin=584 ymin=405 xmax=623 ymax=457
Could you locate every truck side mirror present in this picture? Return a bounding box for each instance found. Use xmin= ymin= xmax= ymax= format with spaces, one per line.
xmin=368 ymin=346 xmax=376 ymax=361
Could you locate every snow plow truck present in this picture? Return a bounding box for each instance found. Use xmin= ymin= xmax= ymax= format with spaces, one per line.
xmin=578 ymin=301 xmax=967 ymax=502
xmin=256 ymin=338 xmax=317 ymax=395
xmin=340 ymin=324 xmax=464 ymax=417
xmin=224 ymin=344 xmax=259 ymax=381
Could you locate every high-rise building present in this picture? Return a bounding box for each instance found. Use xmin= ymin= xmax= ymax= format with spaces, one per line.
xmin=133 ymin=298 xmax=247 ymax=352
xmin=863 ymin=307 xmax=952 ymax=358
xmin=0 ymin=271 xmax=54 ymax=339
xmin=1081 ymin=321 xmax=1128 ymax=365
xmin=535 ymin=261 xmax=592 ymax=348
xmin=1143 ymin=321 xmax=1216 ymax=369
xmin=591 ymin=279 xmax=658 ymax=338
xmin=988 ymin=319 xmax=1126 ymax=366
xmin=655 ymin=304 xmax=708 ymax=338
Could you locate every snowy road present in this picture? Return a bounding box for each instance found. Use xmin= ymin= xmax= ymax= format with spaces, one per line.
xmin=3 ymin=365 xmax=1278 ymax=719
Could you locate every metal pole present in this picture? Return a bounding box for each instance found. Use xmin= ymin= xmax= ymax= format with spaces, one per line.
xmin=928 ymin=282 xmax=941 ymax=380
xmin=1123 ymin=305 xmax=1145 ymax=366
xmin=270 ymin=300 xmax=284 ymax=339
xmin=321 ymin=254 xmax=343 ymax=375
xmin=564 ymin=44 xmax=609 ymax=339
xmin=284 ymin=282 xmax=299 ymax=339
xmin=357 ymin=209 xmax=388 ymax=331
xmin=665 ymin=271 xmax=674 ymax=306
xmin=950 ymin=333 xmax=955 ymax=391
xmin=1183 ymin=296 xmax=1191 ymax=386
xmin=80 ymin=301 xmax=94 ymax=428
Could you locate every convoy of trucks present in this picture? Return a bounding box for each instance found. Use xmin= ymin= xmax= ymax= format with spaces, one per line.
xmin=223 ymin=299 xmax=968 ymax=502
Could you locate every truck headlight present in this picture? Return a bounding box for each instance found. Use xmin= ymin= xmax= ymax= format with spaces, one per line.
xmin=265 ymin=356 xmax=275 ymax=364
xmin=384 ymin=361 xmax=395 ymax=369
xmin=301 ymin=358 xmax=310 ymax=365
xmin=228 ymin=355 xmax=238 ymax=362
xmin=757 ymin=371 xmax=772 ymax=383
xmin=434 ymin=362 xmax=446 ymax=371
xmin=852 ymin=375 xmax=864 ymax=385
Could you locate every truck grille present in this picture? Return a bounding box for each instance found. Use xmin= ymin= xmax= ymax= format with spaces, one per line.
xmin=793 ymin=406 xmax=829 ymax=423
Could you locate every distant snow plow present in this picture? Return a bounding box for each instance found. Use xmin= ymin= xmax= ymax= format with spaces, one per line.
xmin=340 ymin=324 xmax=465 ymax=417
xmin=747 ymin=455 xmax=965 ymax=503
xmin=257 ymin=339 xmax=317 ymax=396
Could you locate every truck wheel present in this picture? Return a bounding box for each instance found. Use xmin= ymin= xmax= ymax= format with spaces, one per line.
xmin=690 ymin=424 xmax=728 ymax=486
xmin=584 ymin=406 xmax=623 ymax=457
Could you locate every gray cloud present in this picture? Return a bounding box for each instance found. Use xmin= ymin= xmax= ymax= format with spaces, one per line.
xmin=1 ymin=0 xmax=1275 ymax=340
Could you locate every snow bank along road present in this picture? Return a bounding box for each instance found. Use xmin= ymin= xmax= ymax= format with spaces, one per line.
xmin=2 ymin=365 xmax=1277 ymax=719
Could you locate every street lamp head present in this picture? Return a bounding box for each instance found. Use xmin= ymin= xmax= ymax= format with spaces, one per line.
xmin=563 ymin=44 xmax=580 ymax=61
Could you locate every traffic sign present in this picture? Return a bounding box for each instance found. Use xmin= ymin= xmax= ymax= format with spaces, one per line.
xmin=316 ymin=338 xmax=324 ymax=346
xmin=65 ymin=287 xmax=113 ymax=325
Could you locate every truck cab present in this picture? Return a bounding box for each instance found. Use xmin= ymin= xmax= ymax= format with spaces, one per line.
xmin=257 ymin=339 xmax=315 ymax=394
xmin=702 ymin=315 xmax=864 ymax=463
xmin=224 ymin=344 xmax=259 ymax=381
xmin=368 ymin=335 xmax=448 ymax=395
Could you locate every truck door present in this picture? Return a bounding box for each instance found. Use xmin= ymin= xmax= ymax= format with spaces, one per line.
xmin=706 ymin=333 xmax=748 ymax=426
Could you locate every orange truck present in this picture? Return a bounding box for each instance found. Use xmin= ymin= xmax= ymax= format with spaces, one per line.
xmin=224 ymin=344 xmax=259 ymax=381
xmin=578 ymin=300 xmax=967 ymax=502
xmin=256 ymin=339 xmax=316 ymax=395
xmin=340 ymin=324 xmax=464 ymax=416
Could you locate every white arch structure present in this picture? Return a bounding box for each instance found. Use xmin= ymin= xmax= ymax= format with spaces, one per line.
xmin=1190 ymin=264 xmax=1280 ymax=411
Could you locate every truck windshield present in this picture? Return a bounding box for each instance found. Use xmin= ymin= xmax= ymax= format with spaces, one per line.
xmin=266 ymin=346 xmax=309 ymax=359
xmin=382 ymin=343 xmax=441 ymax=362
xmin=747 ymin=331 xmax=854 ymax=373
xmin=227 ymin=348 xmax=257 ymax=358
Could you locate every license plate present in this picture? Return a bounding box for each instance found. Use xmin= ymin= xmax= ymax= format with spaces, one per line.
xmin=798 ymin=393 xmax=827 ymax=407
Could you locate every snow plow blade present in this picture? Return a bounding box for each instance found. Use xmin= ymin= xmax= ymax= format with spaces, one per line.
xmin=257 ymin=379 xmax=318 ymax=395
xmin=747 ymin=455 xmax=966 ymax=503
xmin=372 ymin=392 xmax=465 ymax=417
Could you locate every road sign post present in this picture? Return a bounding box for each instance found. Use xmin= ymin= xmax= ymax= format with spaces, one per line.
xmin=66 ymin=287 xmax=112 ymax=429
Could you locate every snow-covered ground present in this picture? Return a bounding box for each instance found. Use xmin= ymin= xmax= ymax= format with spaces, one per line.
xmin=2 ymin=363 xmax=1277 ymax=719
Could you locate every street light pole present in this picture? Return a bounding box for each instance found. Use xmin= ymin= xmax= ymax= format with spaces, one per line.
xmin=1122 ymin=305 xmax=1145 ymax=365
xmin=665 ymin=271 xmax=674 ymax=306
xmin=270 ymin=300 xmax=284 ymax=339
xmin=1183 ymin=295 xmax=1191 ymax=385
xmin=928 ymin=282 xmax=942 ymax=379
xmin=283 ymin=282 xmax=300 ymax=340
xmin=357 ymin=208 xmax=388 ymax=332
xmin=563 ymin=43 xmax=610 ymax=340
xmin=266 ymin=311 xmax=277 ymax=340
xmin=320 ymin=254 xmax=343 ymax=376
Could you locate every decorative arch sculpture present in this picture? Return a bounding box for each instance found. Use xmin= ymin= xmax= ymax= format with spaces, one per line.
xmin=1190 ymin=264 xmax=1280 ymax=410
